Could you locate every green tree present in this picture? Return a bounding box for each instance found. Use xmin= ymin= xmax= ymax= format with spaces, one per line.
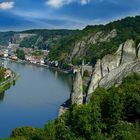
xmin=43 ymin=121 xmax=56 ymax=140
xmin=16 ymin=49 xmax=25 ymax=60
xmin=0 ymin=67 xmax=5 ymax=82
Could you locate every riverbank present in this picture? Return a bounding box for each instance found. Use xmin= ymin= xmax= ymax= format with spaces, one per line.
xmin=0 ymin=60 xmax=71 ymax=138
xmin=0 ymin=70 xmax=19 ymax=93
xmin=1 ymin=57 xmax=71 ymax=75
xmin=1 ymin=57 xmax=72 ymax=115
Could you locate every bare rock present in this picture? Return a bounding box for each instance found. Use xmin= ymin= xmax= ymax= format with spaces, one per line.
xmin=99 ymin=58 xmax=140 ymax=88
xmin=67 ymin=29 xmax=117 ymax=61
xmin=87 ymin=59 xmax=102 ymax=95
xmin=87 ymin=31 xmax=103 ymax=44
xmin=137 ymin=43 xmax=140 ymax=58
xmin=58 ymin=106 xmax=68 ymax=117
xmin=99 ymin=29 xmax=117 ymax=42
xmin=101 ymin=54 xmax=121 ymax=77
xmin=71 ymin=71 xmax=83 ymax=105
xmin=121 ymin=40 xmax=136 ymax=65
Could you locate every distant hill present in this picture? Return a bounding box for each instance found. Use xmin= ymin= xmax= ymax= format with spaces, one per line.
xmin=0 ymin=31 xmax=15 ymax=46
xmin=0 ymin=29 xmax=80 ymax=50
xmin=1 ymin=15 xmax=140 ymax=67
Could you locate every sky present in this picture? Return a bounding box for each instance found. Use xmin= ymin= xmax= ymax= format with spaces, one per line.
xmin=0 ymin=0 xmax=140 ymax=31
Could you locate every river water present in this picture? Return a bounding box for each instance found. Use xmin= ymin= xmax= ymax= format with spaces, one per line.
xmin=0 ymin=60 xmax=72 ymax=138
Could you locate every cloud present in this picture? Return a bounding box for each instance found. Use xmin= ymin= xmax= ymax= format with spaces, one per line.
xmin=46 ymin=0 xmax=90 ymax=8
xmin=0 ymin=1 xmax=14 ymax=10
xmin=80 ymin=0 xmax=90 ymax=5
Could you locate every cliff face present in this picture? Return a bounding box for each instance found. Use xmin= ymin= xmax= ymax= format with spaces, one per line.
xmin=87 ymin=40 xmax=140 ymax=96
xmin=87 ymin=60 xmax=102 ymax=95
xmin=121 ymin=40 xmax=136 ymax=64
xmin=59 ymin=39 xmax=140 ymax=115
xmin=99 ymin=59 xmax=140 ymax=88
xmin=71 ymin=39 xmax=140 ymax=105
xmin=68 ymin=29 xmax=117 ymax=62
xmin=70 ymin=71 xmax=83 ymax=105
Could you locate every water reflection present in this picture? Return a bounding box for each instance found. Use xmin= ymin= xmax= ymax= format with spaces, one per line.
xmin=0 ymin=92 xmax=5 ymax=102
xmin=0 ymin=60 xmax=72 ymax=138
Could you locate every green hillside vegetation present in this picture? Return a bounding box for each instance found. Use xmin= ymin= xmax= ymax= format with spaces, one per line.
xmin=0 ymin=67 xmax=5 ymax=83
xmin=16 ymin=49 xmax=25 ymax=60
xmin=19 ymin=36 xmax=38 ymax=49
xmin=1 ymin=16 xmax=140 ymax=66
xmin=49 ymin=15 xmax=140 ymax=65
xmin=0 ymin=29 xmax=80 ymax=50
xmin=32 ymin=51 xmax=44 ymax=56
xmin=0 ymin=31 xmax=15 ymax=46
xmin=21 ymin=29 xmax=80 ymax=37
xmin=9 ymin=73 xmax=140 ymax=140
xmin=19 ymin=29 xmax=80 ymax=50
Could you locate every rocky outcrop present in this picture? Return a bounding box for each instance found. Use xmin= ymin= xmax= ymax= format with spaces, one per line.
xmin=86 ymin=39 xmax=139 ymax=102
xmin=121 ymin=40 xmax=136 ymax=64
xmin=137 ymin=43 xmax=140 ymax=58
xmin=71 ymin=71 xmax=83 ymax=105
xmin=58 ymin=106 xmax=68 ymax=117
xmin=99 ymin=29 xmax=117 ymax=42
xmin=59 ymin=39 xmax=140 ymax=115
xmin=99 ymin=59 xmax=140 ymax=88
xmin=101 ymin=54 xmax=121 ymax=77
xmin=86 ymin=44 xmax=123 ymax=95
xmin=87 ymin=59 xmax=102 ymax=95
xmin=69 ymin=29 xmax=117 ymax=61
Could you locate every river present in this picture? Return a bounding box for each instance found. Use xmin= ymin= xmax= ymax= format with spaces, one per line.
xmin=0 ymin=60 xmax=72 ymax=138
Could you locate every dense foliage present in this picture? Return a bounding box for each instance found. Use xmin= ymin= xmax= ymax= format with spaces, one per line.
xmin=19 ymin=36 xmax=38 ymax=49
xmin=0 ymin=67 xmax=5 ymax=82
xmin=0 ymin=29 xmax=79 ymax=51
xmin=0 ymin=31 xmax=15 ymax=46
xmin=19 ymin=29 xmax=80 ymax=50
xmin=1 ymin=16 xmax=140 ymax=66
xmin=32 ymin=51 xmax=43 ymax=56
xmin=9 ymin=73 xmax=140 ymax=140
xmin=49 ymin=15 xmax=140 ymax=65
xmin=16 ymin=49 xmax=25 ymax=60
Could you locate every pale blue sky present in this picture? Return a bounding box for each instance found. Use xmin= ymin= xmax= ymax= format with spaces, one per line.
xmin=0 ymin=0 xmax=140 ymax=30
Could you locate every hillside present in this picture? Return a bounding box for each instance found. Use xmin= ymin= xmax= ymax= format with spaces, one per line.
xmin=0 ymin=31 xmax=15 ymax=46
xmin=48 ymin=15 xmax=140 ymax=66
xmin=9 ymin=73 xmax=140 ymax=140
xmin=1 ymin=15 xmax=140 ymax=67
xmin=0 ymin=29 xmax=80 ymax=50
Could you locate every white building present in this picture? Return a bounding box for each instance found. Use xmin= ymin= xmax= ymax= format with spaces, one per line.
xmin=4 ymin=50 xmax=8 ymax=58
xmin=55 ymin=61 xmax=58 ymax=67
xmin=40 ymin=58 xmax=45 ymax=64
xmin=25 ymin=55 xmax=32 ymax=61
xmin=8 ymin=40 xmax=12 ymax=48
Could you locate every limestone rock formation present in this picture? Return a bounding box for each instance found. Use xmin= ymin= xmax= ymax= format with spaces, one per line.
xmin=86 ymin=39 xmax=139 ymax=103
xmin=101 ymin=53 xmax=121 ymax=77
xmin=58 ymin=106 xmax=68 ymax=117
xmin=87 ymin=59 xmax=102 ymax=95
xmin=67 ymin=39 xmax=140 ymax=107
xmin=137 ymin=43 xmax=140 ymax=58
xmin=121 ymin=40 xmax=136 ymax=64
xmin=101 ymin=44 xmax=123 ymax=77
xmin=68 ymin=29 xmax=117 ymax=61
xmin=88 ymin=31 xmax=103 ymax=44
xmin=99 ymin=58 xmax=140 ymax=88
xmin=99 ymin=29 xmax=117 ymax=42
xmin=71 ymin=71 xmax=83 ymax=105
xmin=87 ymin=43 xmax=123 ymax=95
